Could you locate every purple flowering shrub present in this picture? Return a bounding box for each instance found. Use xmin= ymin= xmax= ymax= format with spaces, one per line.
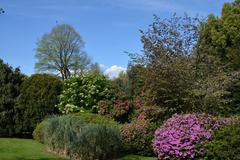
xmin=153 ymin=114 xmax=232 ymax=159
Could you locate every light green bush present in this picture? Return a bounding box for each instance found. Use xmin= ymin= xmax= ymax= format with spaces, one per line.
xmin=32 ymin=120 xmax=48 ymax=143
xmin=57 ymin=73 xmax=113 ymax=114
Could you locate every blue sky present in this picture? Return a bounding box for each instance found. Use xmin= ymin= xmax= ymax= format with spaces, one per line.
xmin=0 ymin=0 xmax=233 ymax=77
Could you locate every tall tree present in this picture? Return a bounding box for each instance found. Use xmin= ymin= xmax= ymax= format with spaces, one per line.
xmin=35 ymin=24 xmax=91 ymax=80
xmin=130 ymin=14 xmax=201 ymax=113
xmin=0 ymin=59 xmax=24 ymax=136
xmin=15 ymin=74 xmax=62 ymax=134
xmin=197 ymin=0 xmax=240 ymax=70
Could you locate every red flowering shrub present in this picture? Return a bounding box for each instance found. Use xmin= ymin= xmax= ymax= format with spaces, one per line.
xmin=153 ymin=114 xmax=232 ymax=160
xmin=111 ymin=99 xmax=135 ymax=123
xmin=121 ymin=119 xmax=157 ymax=156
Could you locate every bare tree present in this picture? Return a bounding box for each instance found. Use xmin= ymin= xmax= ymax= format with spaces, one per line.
xmin=35 ymin=24 xmax=91 ymax=80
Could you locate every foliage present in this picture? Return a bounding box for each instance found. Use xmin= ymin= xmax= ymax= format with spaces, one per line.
xmin=14 ymin=74 xmax=62 ymax=134
xmin=111 ymin=98 xmax=136 ymax=123
xmin=202 ymin=120 xmax=240 ymax=160
xmin=127 ymin=64 xmax=146 ymax=99
xmin=197 ymin=0 xmax=240 ymax=70
xmin=70 ymin=124 xmax=122 ymax=160
xmin=111 ymin=71 xmax=131 ymax=98
xmin=129 ymin=14 xmax=201 ymax=114
xmin=99 ymin=98 xmax=141 ymax=123
xmin=74 ymin=112 xmax=119 ymax=127
xmin=153 ymin=114 xmax=231 ymax=160
xmin=35 ymin=24 xmax=91 ymax=80
xmin=121 ymin=119 xmax=157 ymax=156
xmin=134 ymin=106 xmax=167 ymax=125
xmin=194 ymin=0 xmax=240 ymax=115
xmin=0 ymin=59 xmax=24 ymax=136
xmin=57 ymin=72 xmax=112 ymax=113
xmin=43 ymin=115 xmax=86 ymax=153
xmin=42 ymin=115 xmax=121 ymax=160
xmin=33 ymin=120 xmax=48 ymax=143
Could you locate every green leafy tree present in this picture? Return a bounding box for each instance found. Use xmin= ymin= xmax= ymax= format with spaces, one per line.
xmin=130 ymin=14 xmax=201 ymax=114
xmin=57 ymin=73 xmax=112 ymax=114
xmin=197 ymin=0 xmax=240 ymax=70
xmin=127 ymin=64 xmax=146 ymax=99
xmin=195 ymin=0 xmax=240 ymax=115
xmin=111 ymin=71 xmax=130 ymax=98
xmin=35 ymin=24 xmax=91 ymax=80
xmin=0 ymin=59 xmax=24 ymax=136
xmin=15 ymin=74 xmax=62 ymax=134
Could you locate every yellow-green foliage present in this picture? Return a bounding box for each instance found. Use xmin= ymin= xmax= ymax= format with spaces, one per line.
xmin=33 ymin=120 xmax=48 ymax=143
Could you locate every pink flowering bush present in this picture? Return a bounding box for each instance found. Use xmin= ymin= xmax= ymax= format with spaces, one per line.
xmin=99 ymin=98 xmax=143 ymax=123
xmin=153 ymin=114 xmax=231 ymax=160
xmin=121 ymin=119 xmax=157 ymax=156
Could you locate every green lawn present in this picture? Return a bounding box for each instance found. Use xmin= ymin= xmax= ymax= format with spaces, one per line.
xmin=0 ymin=138 xmax=157 ymax=160
xmin=0 ymin=138 xmax=66 ymax=160
xmin=119 ymin=155 xmax=157 ymax=160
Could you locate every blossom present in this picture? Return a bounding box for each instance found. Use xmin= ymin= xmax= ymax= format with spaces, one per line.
xmin=153 ymin=113 xmax=231 ymax=159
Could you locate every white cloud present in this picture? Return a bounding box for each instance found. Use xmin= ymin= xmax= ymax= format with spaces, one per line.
xmin=99 ymin=64 xmax=105 ymax=69
xmin=104 ymin=65 xmax=126 ymax=79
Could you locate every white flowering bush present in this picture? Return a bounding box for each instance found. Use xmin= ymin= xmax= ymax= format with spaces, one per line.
xmin=57 ymin=73 xmax=112 ymax=114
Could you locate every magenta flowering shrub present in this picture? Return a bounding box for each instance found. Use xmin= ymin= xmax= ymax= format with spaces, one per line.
xmin=153 ymin=114 xmax=231 ymax=160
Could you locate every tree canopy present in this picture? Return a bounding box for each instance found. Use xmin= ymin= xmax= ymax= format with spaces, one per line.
xmin=0 ymin=59 xmax=24 ymax=136
xmin=35 ymin=24 xmax=91 ymax=80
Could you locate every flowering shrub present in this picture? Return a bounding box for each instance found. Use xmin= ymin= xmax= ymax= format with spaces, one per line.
xmin=98 ymin=98 xmax=142 ymax=123
xmin=98 ymin=100 xmax=112 ymax=116
xmin=121 ymin=119 xmax=157 ymax=156
xmin=111 ymin=98 xmax=134 ymax=123
xmin=135 ymin=106 xmax=166 ymax=124
xmin=153 ymin=114 xmax=231 ymax=159
xmin=57 ymin=73 xmax=112 ymax=114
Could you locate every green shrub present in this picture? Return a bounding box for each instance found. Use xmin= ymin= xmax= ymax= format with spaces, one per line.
xmin=41 ymin=114 xmax=121 ymax=159
xmin=0 ymin=59 xmax=24 ymax=136
xmin=121 ymin=119 xmax=157 ymax=156
xmin=74 ymin=112 xmax=119 ymax=127
xmin=15 ymin=74 xmax=62 ymax=134
xmin=70 ymin=124 xmax=122 ymax=160
xmin=202 ymin=121 xmax=240 ymax=160
xmin=43 ymin=115 xmax=86 ymax=153
xmin=57 ymin=73 xmax=112 ymax=114
xmin=33 ymin=120 xmax=48 ymax=143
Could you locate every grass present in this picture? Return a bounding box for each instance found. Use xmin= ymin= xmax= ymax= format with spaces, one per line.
xmin=119 ymin=155 xmax=157 ymax=160
xmin=0 ymin=138 xmax=66 ymax=160
xmin=0 ymin=138 xmax=157 ymax=160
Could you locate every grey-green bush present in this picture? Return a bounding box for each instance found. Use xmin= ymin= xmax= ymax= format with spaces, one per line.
xmin=70 ymin=124 xmax=122 ymax=160
xmin=43 ymin=115 xmax=86 ymax=153
xmin=41 ymin=115 xmax=121 ymax=160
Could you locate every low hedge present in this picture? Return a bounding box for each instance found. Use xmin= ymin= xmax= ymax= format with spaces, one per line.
xmin=33 ymin=113 xmax=121 ymax=160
